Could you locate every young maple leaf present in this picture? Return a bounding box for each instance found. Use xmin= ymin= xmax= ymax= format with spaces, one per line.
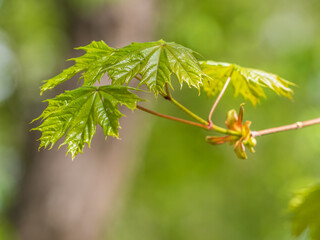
xmin=32 ymin=85 xmax=143 ymax=159
xmin=200 ymin=61 xmax=295 ymax=105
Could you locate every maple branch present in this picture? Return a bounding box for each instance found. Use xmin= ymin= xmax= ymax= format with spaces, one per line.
xmin=208 ymin=68 xmax=234 ymax=128
xmin=251 ymin=117 xmax=320 ymax=137
xmin=137 ymin=105 xmax=210 ymax=130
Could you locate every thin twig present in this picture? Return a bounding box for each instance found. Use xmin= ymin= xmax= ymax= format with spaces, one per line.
xmin=251 ymin=117 xmax=320 ymax=137
xmin=137 ymin=105 xmax=241 ymax=136
xmin=159 ymin=89 xmax=209 ymax=125
xmin=137 ymin=105 xmax=210 ymax=130
xmin=135 ymin=75 xmax=240 ymax=136
xmin=208 ymin=68 xmax=234 ymax=128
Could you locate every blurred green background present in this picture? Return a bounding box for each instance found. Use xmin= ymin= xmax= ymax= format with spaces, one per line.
xmin=0 ymin=0 xmax=319 ymax=239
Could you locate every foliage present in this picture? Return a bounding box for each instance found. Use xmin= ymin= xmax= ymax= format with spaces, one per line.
xmin=200 ymin=61 xmax=294 ymax=106
xmin=106 ymin=40 xmax=208 ymax=93
xmin=33 ymin=39 xmax=295 ymax=159
xmin=290 ymin=185 xmax=320 ymax=240
xmin=41 ymin=40 xmax=209 ymax=95
xmin=33 ymin=85 xmax=142 ymax=158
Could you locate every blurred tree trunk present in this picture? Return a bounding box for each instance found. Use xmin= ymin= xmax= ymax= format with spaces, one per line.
xmin=15 ymin=0 xmax=155 ymax=239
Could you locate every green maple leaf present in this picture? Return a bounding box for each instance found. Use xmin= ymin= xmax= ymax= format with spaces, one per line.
xmin=40 ymin=41 xmax=115 ymax=95
xmin=32 ymin=85 xmax=143 ymax=158
xmin=290 ymin=185 xmax=320 ymax=240
xmin=200 ymin=61 xmax=294 ymax=105
xmin=106 ymin=39 xmax=208 ymax=93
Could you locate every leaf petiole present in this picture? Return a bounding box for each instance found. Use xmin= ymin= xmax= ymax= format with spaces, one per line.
xmin=208 ymin=67 xmax=234 ymax=128
xmin=134 ymin=74 xmax=209 ymax=125
xmin=165 ymin=83 xmax=173 ymax=100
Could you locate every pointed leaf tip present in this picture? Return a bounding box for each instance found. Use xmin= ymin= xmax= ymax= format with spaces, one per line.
xmin=40 ymin=41 xmax=115 ymax=94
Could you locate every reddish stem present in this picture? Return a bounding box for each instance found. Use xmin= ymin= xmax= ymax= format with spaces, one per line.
xmin=137 ymin=105 xmax=210 ymax=130
xmin=251 ymin=117 xmax=320 ymax=137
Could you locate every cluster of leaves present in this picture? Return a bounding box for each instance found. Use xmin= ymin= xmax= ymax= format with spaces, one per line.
xmin=41 ymin=40 xmax=208 ymax=95
xmin=35 ymin=39 xmax=211 ymax=158
xmin=290 ymin=185 xmax=320 ymax=240
xmin=33 ymin=39 xmax=294 ymax=159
